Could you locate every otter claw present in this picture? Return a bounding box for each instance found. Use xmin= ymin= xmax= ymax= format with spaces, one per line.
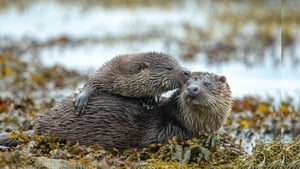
xmin=154 ymin=96 xmax=160 ymax=103
xmin=74 ymin=96 xmax=88 ymax=115
xmin=139 ymin=96 xmax=160 ymax=111
xmin=74 ymin=88 xmax=94 ymax=115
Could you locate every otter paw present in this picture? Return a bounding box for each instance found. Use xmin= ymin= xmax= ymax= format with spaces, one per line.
xmin=74 ymin=92 xmax=89 ymax=115
xmin=139 ymin=96 xmax=160 ymax=110
xmin=204 ymin=133 xmax=219 ymax=153
xmin=74 ymin=87 xmax=95 ymax=115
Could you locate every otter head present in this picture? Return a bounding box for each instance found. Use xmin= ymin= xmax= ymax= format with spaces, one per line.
xmin=179 ymin=72 xmax=232 ymax=132
xmin=114 ymin=52 xmax=191 ymax=97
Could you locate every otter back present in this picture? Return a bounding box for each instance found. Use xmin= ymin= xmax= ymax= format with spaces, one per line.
xmin=35 ymin=93 xmax=145 ymax=148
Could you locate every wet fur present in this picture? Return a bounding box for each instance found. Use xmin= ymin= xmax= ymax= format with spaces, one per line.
xmin=34 ymin=72 xmax=232 ymax=149
xmin=81 ymin=52 xmax=189 ymax=97
xmin=35 ymin=93 xmax=145 ymax=148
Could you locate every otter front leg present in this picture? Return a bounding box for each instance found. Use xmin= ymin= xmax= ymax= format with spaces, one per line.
xmin=74 ymin=87 xmax=95 ymax=115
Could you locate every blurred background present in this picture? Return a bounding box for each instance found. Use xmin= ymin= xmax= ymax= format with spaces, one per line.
xmin=1 ymin=0 xmax=299 ymax=100
xmin=0 ymin=0 xmax=299 ymax=150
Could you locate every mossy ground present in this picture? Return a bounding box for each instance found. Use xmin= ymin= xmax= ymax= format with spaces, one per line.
xmin=0 ymin=51 xmax=299 ymax=169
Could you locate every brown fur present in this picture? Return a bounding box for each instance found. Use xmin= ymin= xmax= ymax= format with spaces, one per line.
xmin=74 ymin=51 xmax=191 ymax=113
xmin=83 ymin=52 xmax=190 ymax=97
xmin=34 ymin=72 xmax=232 ymax=149
xmin=142 ymin=72 xmax=233 ymax=144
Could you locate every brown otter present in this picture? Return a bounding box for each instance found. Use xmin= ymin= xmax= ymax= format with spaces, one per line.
xmin=74 ymin=52 xmax=191 ymax=114
xmin=141 ymin=72 xmax=232 ymax=145
xmin=33 ymin=72 xmax=232 ymax=149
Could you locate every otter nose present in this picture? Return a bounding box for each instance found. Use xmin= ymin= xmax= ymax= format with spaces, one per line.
xmin=187 ymin=85 xmax=199 ymax=95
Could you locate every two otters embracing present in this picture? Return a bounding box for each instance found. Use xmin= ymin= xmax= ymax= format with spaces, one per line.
xmin=5 ymin=52 xmax=233 ymax=149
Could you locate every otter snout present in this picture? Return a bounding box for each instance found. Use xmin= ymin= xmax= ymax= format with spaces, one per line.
xmin=187 ymin=85 xmax=199 ymax=95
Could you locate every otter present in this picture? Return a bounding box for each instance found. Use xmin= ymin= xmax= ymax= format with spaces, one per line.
xmin=74 ymin=52 xmax=191 ymax=114
xmin=33 ymin=72 xmax=232 ymax=149
xmin=140 ymin=72 xmax=232 ymax=145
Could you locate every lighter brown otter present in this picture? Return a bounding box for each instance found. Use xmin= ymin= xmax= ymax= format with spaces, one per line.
xmin=141 ymin=72 xmax=233 ymax=145
xmin=33 ymin=72 xmax=232 ymax=149
xmin=74 ymin=52 xmax=191 ymax=114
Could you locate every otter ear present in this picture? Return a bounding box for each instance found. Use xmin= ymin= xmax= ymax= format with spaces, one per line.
xmin=140 ymin=61 xmax=150 ymax=70
xmin=218 ymin=76 xmax=226 ymax=83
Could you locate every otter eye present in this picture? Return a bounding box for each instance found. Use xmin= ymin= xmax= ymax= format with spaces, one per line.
xmin=203 ymin=82 xmax=211 ymax=87
xmin=164 ymin=67 xmax=173 ymax=71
